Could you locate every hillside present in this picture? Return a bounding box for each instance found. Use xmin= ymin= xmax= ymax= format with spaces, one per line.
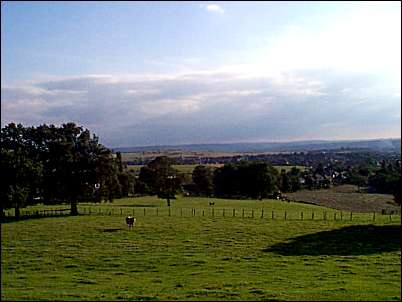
xmin=113 ymin=138 xmax=401 ymax=153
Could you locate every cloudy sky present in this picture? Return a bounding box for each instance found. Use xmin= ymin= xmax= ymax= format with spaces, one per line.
xmin=1 ymin=1 xmax=401 ymax=147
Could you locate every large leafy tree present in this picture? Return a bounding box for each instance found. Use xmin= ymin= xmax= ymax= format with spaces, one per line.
xmin=138 ymin=156 xmax=181 ymax=206
xmin=213 ymin=161 xmax=278 ymax=199
xmin=1 ymin=122 xmax=122 ymax=216
xmin=368 ymin=159 xmax=401 ymax=205
xmin=40 ymin=123 xmax=122 ymax=214
xmin=192 ymin=165 xmax=214 ymax=196
xmin=0 ymin=123 xmax=43 ymax=217
xmin=279 ymin=169 xmax=292 ymax=193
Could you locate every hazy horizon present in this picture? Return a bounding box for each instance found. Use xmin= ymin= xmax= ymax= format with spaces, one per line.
xmin=2 ymin=1 xmax=401 ymax=147
xmin=111 ymin=137 xmax=401 ymax=150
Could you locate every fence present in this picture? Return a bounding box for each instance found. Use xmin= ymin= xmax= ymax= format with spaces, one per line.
xmin=3 ymin=207 xmax=400 ymax=222
xmin=75 ymin=206 xmax=399 ymax=222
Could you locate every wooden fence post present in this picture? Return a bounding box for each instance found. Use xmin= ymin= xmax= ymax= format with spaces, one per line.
xmin=340 ymin=211 xmax=342 ymax=220
xmin=261 ymin=209 xmax=264 ymax=218
xmin=242 ymin=209 xmax=244 ymax=218
xmin=312 ymin=212 xmax=314 ymax=220
xmin=350 ymin=212 xmax=353 ymax=221
xmin=389 ymin=213 xmax=392 ymax=221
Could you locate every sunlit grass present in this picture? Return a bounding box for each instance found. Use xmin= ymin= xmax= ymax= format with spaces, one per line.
xmin=2 ymin=197 xmax=401 ymax=301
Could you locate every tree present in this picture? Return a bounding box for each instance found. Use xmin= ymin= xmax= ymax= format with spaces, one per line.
xmin=1 ymin=123 xmax=122 ymax=216
xmin=138 ymin=156 xmax=181 ymax=206
xmin=368 ymin=159 xmax=401 ymax=205
xmin=118 ymin=171 xmax=135 ymax=197
xmin=192 ymin=165 xmax=214 ymax=196
xmin=1 ymin=123 xmax=43 ymax=218
xmin=288 ymin=167 xmax=301 ymax=192
xmin=279 ymin=169 xmax=292 ymax=193
xmin=213 ymin=161 xmax=278 ymax=199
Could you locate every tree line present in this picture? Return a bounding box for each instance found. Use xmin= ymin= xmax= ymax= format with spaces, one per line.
xmin=135 ymin=156 xmax=400 ymax=205
xmin=1 ymin=123 xmax=134 ymax=217
xmin=134 ymin=157 xmax=307 ymax=203
xmin=2 ymin=122 xmax=399 ymax=217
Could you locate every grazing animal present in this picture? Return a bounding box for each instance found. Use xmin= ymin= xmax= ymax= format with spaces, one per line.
xmin=209 ymin=202 xmax=215 ymax=206
xmin=125 ymin=216 xmax=136 ymax=228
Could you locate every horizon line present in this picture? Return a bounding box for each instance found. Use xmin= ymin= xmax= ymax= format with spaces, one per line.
xmin=109 ymin=137 xmax=401 ymax=150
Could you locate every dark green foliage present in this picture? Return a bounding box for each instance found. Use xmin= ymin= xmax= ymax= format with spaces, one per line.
xmin=368 ymin=160 xmax=401 ymax=205
xmin=0 ymin=123 xmax=43 ymax=217
xmin=117 ymin=171 xmax=135 ymax=197
xmin=213 ymin=161 xmax=278 ymax=199
xmin=137 ymin=156 xmax=182 ymax=206
xmin=288 ymin=168 xmax=301 ymax=190
xmin=279 ymin=170 xmax=292 ymax=193
xmin=192 ymin=165 xmax=214 ymax=196
xmin=1 ymin=122 xmax=125 ymax=216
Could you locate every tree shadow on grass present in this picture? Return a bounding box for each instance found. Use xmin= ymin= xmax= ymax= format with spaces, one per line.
xmin=0 ymin=213 xmax=75 ymax=224
xmin=263 ymin=225 xmax=401 ymax=256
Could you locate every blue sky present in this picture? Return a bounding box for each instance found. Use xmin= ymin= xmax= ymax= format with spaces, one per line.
xmin=1 ymin=1 xmax=401 ymax=147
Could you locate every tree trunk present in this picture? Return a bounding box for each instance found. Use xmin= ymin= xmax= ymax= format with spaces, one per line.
xmin=71 ymin=201 xmax=78 ymax=215
xmin=15 ymin=206 xmax=20 ymax=219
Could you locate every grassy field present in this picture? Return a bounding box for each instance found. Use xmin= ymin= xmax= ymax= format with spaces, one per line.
xmin=287 ymin=185 xmax=400 ymax=213
xmin=126 ymin=164 xmax=307 ymax=174
xmin=2 ymin=197 xmax=401 ymax=301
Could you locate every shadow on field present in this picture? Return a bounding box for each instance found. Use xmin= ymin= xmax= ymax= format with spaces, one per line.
xmin=263 ymin=225 xmax=401 ymax=256
xmin=0 ymin=213 xmax=75 ymax=224
xmin=122 ymin=204 xmax=156 ymax=207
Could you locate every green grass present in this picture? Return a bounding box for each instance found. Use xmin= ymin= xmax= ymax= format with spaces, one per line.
xmin=2 ymin=197 xmax=401 ymax=301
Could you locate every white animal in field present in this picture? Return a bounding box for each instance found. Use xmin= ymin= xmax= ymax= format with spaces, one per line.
xmin=125 ymin=216 xmax=136 ymax=228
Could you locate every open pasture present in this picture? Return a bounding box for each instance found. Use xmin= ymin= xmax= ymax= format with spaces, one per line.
xmin=2 ymin=197 xmax=401 ymax=301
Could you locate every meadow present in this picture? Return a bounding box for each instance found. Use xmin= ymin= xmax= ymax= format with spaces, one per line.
xmin=2 ymin=196 xmax=401 ymax=301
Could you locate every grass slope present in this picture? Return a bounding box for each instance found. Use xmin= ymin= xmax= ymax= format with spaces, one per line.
xmin=2 ymin=197 xmax=401 ymax=301
xmin=287 ymin=185 xmax=399 ymax=213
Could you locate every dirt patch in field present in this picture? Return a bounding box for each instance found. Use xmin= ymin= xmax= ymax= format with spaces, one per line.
xmin=287 ymin=186 xmax=400 ymax=213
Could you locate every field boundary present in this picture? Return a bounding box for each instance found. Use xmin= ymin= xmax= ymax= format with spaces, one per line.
xmin=3 ymin=206 xmax=400 ymax=223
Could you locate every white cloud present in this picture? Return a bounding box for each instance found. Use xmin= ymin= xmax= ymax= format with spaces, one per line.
xmin=1 ymin=65 xmax=400 ymax=147
xmin=249 ymin=6 xmax=401 ymax=86
xmin=205 ymin=4 xmax=224 ymax=14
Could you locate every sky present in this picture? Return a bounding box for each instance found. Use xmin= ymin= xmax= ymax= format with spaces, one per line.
xmin=1 ymin=1 xmax=401 ymax=148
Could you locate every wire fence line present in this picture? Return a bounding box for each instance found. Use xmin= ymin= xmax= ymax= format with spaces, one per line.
xmin=3 ymin=207 xmax=400 ymax=222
